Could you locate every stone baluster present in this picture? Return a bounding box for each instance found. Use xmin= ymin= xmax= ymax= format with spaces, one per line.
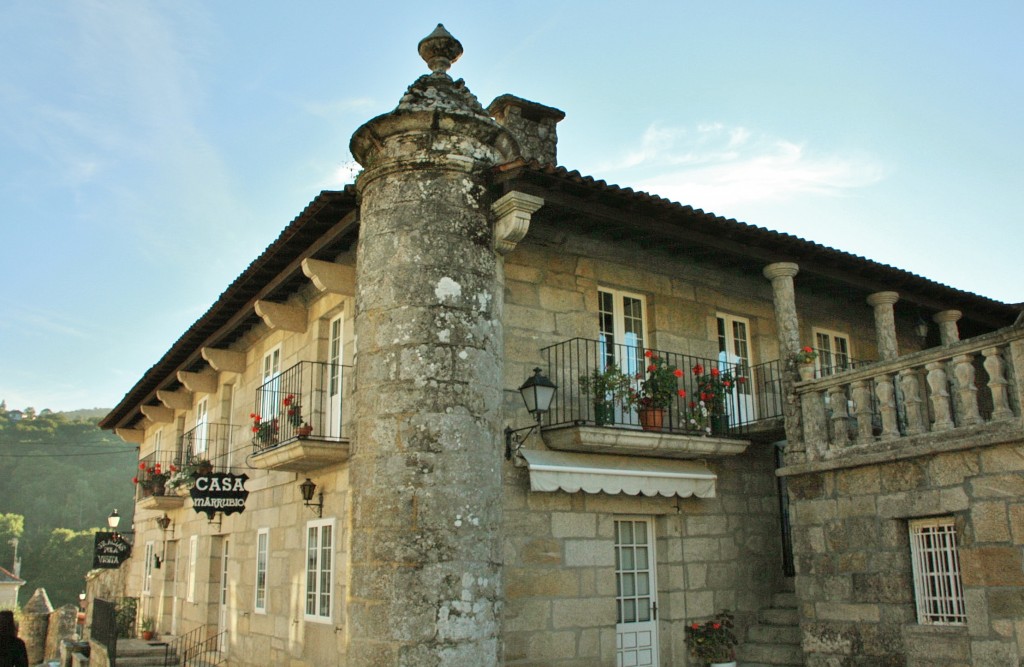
xmin=926 ymin=361 xmax=954 ymax=431
xmin=899 ymin=369 xmax=926 ymax=435
xmin=933 ymin=310 xmax=962 ymax=345
xmin=952 ymin=353 xmax=981 ymax=425
xmin=851 ymin=380 xmax=875 ymax=444
xmin=828 ymin=385 xmax=850 ymax=447
xmin=982 ymin=346 xmax=1014 ymax=420
xmin=875 ymin=374 xmax=900 ymax=439
xmin=800 ymin=388 xmax=829 ymax=462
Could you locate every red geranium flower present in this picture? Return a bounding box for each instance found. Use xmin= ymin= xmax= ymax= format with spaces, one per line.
xmin=132 ymin=477 xmax=138 ymax=484
xmin=647 ymin=364 xmax=656 ymax=372
xmin=802 ymin=346 xmax=813 ymax=353
xmin=678 ymin=389 xmax=687 ymax=397
xmin=673 ymin=368 xmax=683 ymax=377
xmin=139 ymin=462 xmax=146 ymax=470
xmin=737 ymin=376 xmax=746 ymax=384
xmin=691 ymin=622 xmax=700 ymax=630
xmin=692 ymin=364 xmax=704 ymax=376
xmin=710 ymin=367 xmax=720 ymax=377
xmin=713 ymin=622 xmax=721 ymax=630
xmin=644 ymin=350 xmax=653 ymax=358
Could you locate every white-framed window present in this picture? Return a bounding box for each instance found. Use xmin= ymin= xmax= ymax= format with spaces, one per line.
xmin=305 ymin=518 xmax=334 ymax=622
xmin=598 ymin=288 xmax=647 ymax=372
xmin=187 ymin=535 xmax=199 ymax=603
xmin=813 ymin=328 xmax=851 ymax=376
xmin=909 ymin=517 xmax=966 ymax=625
xmin=143 ymin=541 xmax=154 ymax=594
xmin=194 ymin=397 xmax=209 ymax=456
xmin=255 ymin=528 xmax=269 ymax=613
xmin=259 ymin=346 xmax=283 ymax=422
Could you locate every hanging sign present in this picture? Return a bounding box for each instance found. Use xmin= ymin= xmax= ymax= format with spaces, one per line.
xmin=190 ymin=472 xmax=250 ymax=518
xmin=93 ymin=532 xmax=132 ymax=569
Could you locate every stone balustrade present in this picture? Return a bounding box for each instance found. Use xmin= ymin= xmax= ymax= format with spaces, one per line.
xmin=794 ymin=324 xmax=1023 ymax=464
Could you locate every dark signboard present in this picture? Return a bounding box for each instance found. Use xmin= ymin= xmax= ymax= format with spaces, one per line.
xmin=190 ymin=473 xmax=250 ymax=518
xmin=93 ymin=532 xmax=131 ymax=569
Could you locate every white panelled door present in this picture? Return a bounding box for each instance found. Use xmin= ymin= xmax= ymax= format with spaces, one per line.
xmin=717 ymin=313 xmax=756 ymax=425
xmin=599 ymin=289 xmax=648 ymax=424
xmin=328 ymin=314 xmax=344 ymax=438
xmin=615 ymin=518 xmax=659 ymax=667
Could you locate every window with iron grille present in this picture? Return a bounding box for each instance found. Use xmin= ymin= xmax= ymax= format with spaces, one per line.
xmin=909 ymin=517 xmax=966 ymax=625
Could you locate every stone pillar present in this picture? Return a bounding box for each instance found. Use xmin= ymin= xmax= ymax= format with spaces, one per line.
xmin=933 ymin=309 xmax=962 ymax=345
xmin=22 ymin=587 xmax=53 ymax=665
xmin=867 ymin=291 xmax=900 ymax=360
xmin=763 ymin=262 xmax=801 ymax=358
xmin=347 ymin=25 xmax=516 ymax=666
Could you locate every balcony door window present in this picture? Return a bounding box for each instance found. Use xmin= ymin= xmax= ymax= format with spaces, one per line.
xmin=194 ymin=398 xmax=208 ymax=458
xmin=258 ymin=346 xmax=282 ymax=435
xmin=813 ymin=328 xmax=851 ymax=376
xmin=598 ymin=289 xmax=647 ymax=423
xmin=328 ymin=314 xmax=344 ymax=439
xmin=305 ymin=518 xmax=334 ymax=622
xmin=717 ymin=313 xmax=755 ymax=424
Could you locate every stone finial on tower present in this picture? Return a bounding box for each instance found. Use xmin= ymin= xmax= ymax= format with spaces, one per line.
xmin=418 ymin=24 xmax=463 ymax=74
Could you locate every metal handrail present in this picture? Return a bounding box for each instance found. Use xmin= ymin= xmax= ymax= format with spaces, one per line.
xmin=252 ymin=361 xmax=350 ymax=453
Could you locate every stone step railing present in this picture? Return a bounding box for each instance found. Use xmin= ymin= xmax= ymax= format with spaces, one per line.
xmin=795 ymin=324 xmax=1023 ymax=462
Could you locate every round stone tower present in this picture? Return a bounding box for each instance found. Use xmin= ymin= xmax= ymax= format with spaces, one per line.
xmin=347 ymin=25 xmax=517 ymax=666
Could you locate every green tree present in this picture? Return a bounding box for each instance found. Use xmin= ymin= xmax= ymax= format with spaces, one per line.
xmin=34 ymin=528 xmax=95 ymax=607
xmin=0 ymin=513 xmax=24 ymax=574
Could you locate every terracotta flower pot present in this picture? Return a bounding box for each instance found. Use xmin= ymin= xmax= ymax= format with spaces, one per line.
xmin=638 ymin=408 xmax=664 ymax=432
xmin=797 ymin=362 xmax=815 ymax=382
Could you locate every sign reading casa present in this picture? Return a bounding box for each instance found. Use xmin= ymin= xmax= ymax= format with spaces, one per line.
xmin=190 ymin=472 xmax=250 ymax=518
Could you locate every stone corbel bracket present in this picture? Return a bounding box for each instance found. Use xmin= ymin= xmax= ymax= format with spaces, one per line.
xmin=177 ymin=370 xmax=218 ymax=395
xmin=492 ymin=191 xmax=544 ymax=255
xmin=302 ymin=258 xmax=356 ymax=295
xmin=115 ymin=428 xmax=144 ymax=444
xmin=157 ymin=389 xmax=193 ymax=411
xmin=255 ymin=300 xmax=308 ymax=333
xmin=201 ymin=347 xmax=246 ymax=374
xmin=140 ymin=405 xmax=175 ymax=424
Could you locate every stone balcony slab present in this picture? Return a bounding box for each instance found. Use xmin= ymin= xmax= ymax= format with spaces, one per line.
xmin=136 ymin=494 xmax=185 ymax=511
xmin=541 ymin=424 xmax=750 ymax=460
xmin=249 ymin=436 xmax=351 ymax=473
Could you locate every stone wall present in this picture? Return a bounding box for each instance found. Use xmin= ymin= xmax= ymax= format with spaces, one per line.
xmin=786 ymin=439 xmax=1024 ymax=666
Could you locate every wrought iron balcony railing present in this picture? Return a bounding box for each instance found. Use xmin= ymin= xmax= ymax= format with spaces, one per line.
xmin=180 ymin=421 xmax=231 ymax=466
xmin=540 ymin=337 xmax=785 ymax=436
xmin=252 ymin=360 xmax=350 ymax=454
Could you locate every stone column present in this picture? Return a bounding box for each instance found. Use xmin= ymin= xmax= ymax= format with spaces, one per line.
xmin=763 ymin=262 xmax=804 ymax=461
xmin=347 ymin=26 xmax=516 ymax=667
xmin=867 ymin=291 xmax=900 ymax=361
xmin=763 ymin=262 xmax=801 ymax=358
xmin=933 ymin=309 xmax=962 ymax=345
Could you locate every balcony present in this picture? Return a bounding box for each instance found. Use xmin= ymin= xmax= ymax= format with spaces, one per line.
xmin=248 ymin=360 xmax=352 ymax=473
xmin=538 ymin=338 xmax=787 ymax=459
xmin=134 ymin=452 xmax=185 ymax=511
xmin=790 ymin=325 xmax=1023 ymax=469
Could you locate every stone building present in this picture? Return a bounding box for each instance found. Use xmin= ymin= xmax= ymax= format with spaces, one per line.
xmin=97 ymin=25 xmax=1022 ymax=667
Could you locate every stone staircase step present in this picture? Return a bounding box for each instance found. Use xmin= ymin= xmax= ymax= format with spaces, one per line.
xmin=772 ymin=591 xmax=797 ymax=609
xmin=739 ymin=640 xmax=804 ymax=665
xmin=758 ymin=606 xmax=799 ymax=626
xmin=748 ymin=623 xmax=801 ymax=645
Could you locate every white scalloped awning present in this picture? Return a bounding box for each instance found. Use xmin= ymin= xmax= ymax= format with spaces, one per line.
xmin=520 ymin=449 xmax=716 ymax=498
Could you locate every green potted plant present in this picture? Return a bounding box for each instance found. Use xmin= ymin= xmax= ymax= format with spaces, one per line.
xmin=139 ymin=616 xmax=155 ymax=641
xmin=624 ymin=351 xmax=684 ymax=432
xmin=133 ymin=462 xmax=172 ymax=496
xmin=685 ymin=609 xmax=738 ymax=666
xmin=578 ymin=363 xmax=632 ymax=426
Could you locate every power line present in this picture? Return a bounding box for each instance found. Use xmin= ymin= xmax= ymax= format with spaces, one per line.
xmin=0 ymin=450 xmax=135 ymax=459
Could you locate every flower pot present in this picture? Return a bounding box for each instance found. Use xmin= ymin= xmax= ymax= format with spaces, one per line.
xmin=197 ymin=462 xmax=213 ymax=476
xmin=797 ymin=362 xmax=815 ymax=382
xmin=297 ymin=423 xmax=314 ymax=438
xmin=592 ymin=401 xmax=615 ymax=427
xmin=711 ymin=413 xmax=730 ymax=436
xmin=638 ymin=408 xmax=665 ymax=432
xmin=152 ymin=482 xmax=166 ymax=496
xmin=141 ymin=630 xmax=153 ymax=641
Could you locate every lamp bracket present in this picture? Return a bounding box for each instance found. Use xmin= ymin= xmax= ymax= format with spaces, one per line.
xmin=504 ymin=417 xmax=542 ymax=462
xmin=305 ymin=492 xmax=324 ymax=518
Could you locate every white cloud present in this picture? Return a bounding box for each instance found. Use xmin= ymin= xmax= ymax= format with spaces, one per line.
xmin=600 ymin=122 xmax=887 ymax=214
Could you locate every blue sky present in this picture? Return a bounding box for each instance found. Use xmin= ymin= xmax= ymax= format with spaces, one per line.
xmin=1 ymin=1 xmax=1021 ymax=412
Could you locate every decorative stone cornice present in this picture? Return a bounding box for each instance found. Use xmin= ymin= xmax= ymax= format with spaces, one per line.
xmin=762 ymin=262 xmax=800 ymax=280
xmin=201 ymin=347 xmax=246 ymax=374
xmin=156 ymin=389 xmax=192 ymax=411
xmin=867 ymin=291 xmax=900 ymax=307
xmin=492 ymin=191 xmax=544 ymax=254
xmin=140 ymin=405 xmax=175 ymax=423
xmin=255 ymin=300 xmax=308 ymax=333
xmin=114 ymin=428 xmax=144 ymax=444
xmin=301 ymin=258 xmax=356 ymax=295
xmin=176 ymin=370 xmax=218 ymax=395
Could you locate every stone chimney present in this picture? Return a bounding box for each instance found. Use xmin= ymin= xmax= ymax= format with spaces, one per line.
xmin=487 ymin=94 xmax=565 ymax=165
